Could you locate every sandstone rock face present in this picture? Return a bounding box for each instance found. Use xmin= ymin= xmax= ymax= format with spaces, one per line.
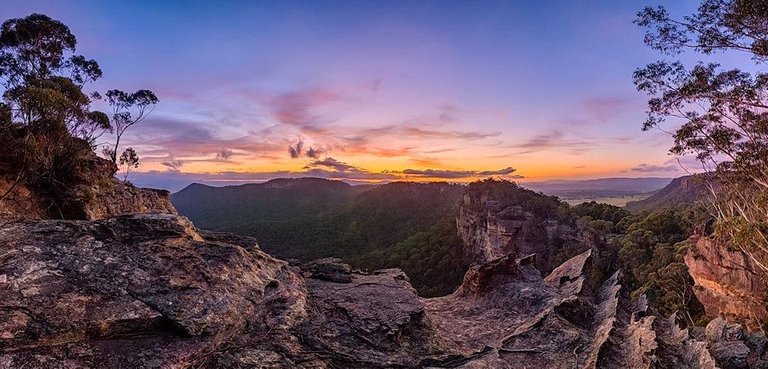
xmin=3 ymin=214 xmax=766 ymax=368
xmin=0 ymin=180 xmax=47 ymax=219
xmin=685 ymin=237 xmax=768 ymax=331
xmin=1 ymin=153 xmax=176 ymax=220
xmin=63 ymin=181 xmax=177 ymax=220
xmin=0 ymin=214 xmax=290 ymax=368
xmin=456 ymin=191 xmax=583 ymax=272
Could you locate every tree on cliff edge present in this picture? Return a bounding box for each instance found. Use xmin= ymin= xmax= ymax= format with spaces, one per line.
xmin=0 ymin=14 xmax=157 ymax=202
xmin=635 ymin=0 xmax=768 ymax=276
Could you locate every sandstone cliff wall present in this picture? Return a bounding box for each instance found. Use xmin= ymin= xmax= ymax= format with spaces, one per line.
xmin=456 ymin=192 xmax=584 ymax=272
xmin=0 ymin=180 xmax=47 ymax=219
xmin=61 ymin=180 xmax=177 ymax=220
xmin=685 ymin=237 xmax=768 ymax=331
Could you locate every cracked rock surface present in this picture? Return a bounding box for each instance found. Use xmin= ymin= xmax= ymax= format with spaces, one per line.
xmin=1 ymin=214 xmax=767 ymax=368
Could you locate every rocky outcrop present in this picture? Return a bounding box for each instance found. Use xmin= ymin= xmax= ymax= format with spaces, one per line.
xmin=61 ymin=180 xmax=177 ymax=220
xmin=684 ymin=237 xmax=768 ymax=331
xmin=0 ymin=152 xmax=176 ymax=220
xmin=3 ymin=214 xmax=766 ymax=368
xmin=0 ymin=214 xmax=297 ymax=368
xmin=456 ymin=189 xmax=584 ymax=272
xmin=0 ymin=180 xmax=48 ymax=219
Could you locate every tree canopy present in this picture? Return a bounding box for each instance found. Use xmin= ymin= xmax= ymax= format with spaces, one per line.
xmin=0 ymin=14 xmax=157 ymax=206
xmin=635 ymin=0 xmax=768 ymax=276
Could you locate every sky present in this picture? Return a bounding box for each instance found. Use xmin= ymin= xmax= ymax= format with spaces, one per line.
xmin=2 ymin=0 xmax=710 ymax=190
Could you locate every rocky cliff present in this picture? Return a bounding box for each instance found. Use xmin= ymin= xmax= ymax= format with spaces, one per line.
xmin=456 ymin=186 xmax=585 ymax=273
xmin=2 ymin=213 xmax=766 ymax=368
xmin=0 ymin=152 xmax=175 ymax=220
xmin=685 ymin=237 xmax=768 ymax=331
xmin=0 ymin=179 xmax=48 ymax=219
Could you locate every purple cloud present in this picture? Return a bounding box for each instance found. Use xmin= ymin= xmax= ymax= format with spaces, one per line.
xmin=623 ymin=163 xmax=680 ymax=173
xmin=289 ymin=139 xmax=304 ymax=158
xmin=304 ymin=157 xmax=362 ymax=173
xmin=161 ymin=158 xmax=184 ymax=172
xmin=216 ymin=149 xmax=234 ymax=160
xmin=399 ymin=167 xmax=523 ymax=179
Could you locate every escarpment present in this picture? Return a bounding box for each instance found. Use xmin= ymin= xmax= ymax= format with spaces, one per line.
xmin=2 ymin=212 xmax=767 ymax=368
xmin=1 ymin=160 xmax=767 ymax=367
xmin=0 ymin=149 xmax=175 ymax=220
xmin=685 ymin=237 xmax=768 ymax=331
xmin=456 ymin=181 xmax=586 ymax=273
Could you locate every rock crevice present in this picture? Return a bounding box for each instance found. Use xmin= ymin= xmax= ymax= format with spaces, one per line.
xmin=1 ymin=212 xmax=766 ymax=368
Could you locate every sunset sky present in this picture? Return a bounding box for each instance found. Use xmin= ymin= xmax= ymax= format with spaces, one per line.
xmin=2 ymin=1 xmax=712 ymax=189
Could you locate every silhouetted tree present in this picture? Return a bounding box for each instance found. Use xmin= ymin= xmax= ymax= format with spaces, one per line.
xmin=102 ymin=89 xmax=157 ymax=165
xmin=635 ymin=0 xmax=768 ymax=276
xmin=0 ymin=14 xmax=108 ymax=144
xmin=0 ymin=13 xmax=157 ymax=198
xmin=118 ymin=147 xmax=139 ymax=181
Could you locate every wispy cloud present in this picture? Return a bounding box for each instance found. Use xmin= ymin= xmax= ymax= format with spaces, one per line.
xmin=509 ymin=131 xmax=593 ymax=154
xmin=216 ymin=149 xmax=234 ymax=160
xmin=304 ymin=157 xmax=361 ymax=173
xmin=399 ymin=166 xmax=522 ymax=179
xmin=399 ymin=126 xmax=498 ymax=140
xmin=582 ymin=96 xmax=641 ymax=121
xmin=270 ymin=88 xmax=341 ymax=128
xmin=623 ymin=163 xmax=680 ymax=173
xmin=306 ymin=146 xmax=323 ymax=158
xmin=124 ymin=116 xmax=287 ymax=161
xmin=289 ymin=139 xmax=304 ymax=158
xmin=161 ymin=158 xmax=184 ymax=172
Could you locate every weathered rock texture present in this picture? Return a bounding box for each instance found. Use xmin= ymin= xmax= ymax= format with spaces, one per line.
xmin=61 ymin=181 xmax=177 ymax=220
xmin=0 ymin=153 xmax=175 ymax=220
xmin=685 ymin=237 xmax=768 ymax=331
xmin=0 ymin=179 xmax=48 ymax=219
xmin=2 ymin=214 xmax=766 ymax=368
xmin=456 ymin=190 xmax=583 ymax=272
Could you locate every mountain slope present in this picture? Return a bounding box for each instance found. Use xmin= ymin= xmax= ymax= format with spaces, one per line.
xmin=172 ymin=179 xmax=468 ymax=295
xmin=624 ymin=175 xmax=710 ymax=213
xmin=524 ymin=177 xmax=673 ymax=199
xmin=172 ymin=178 xmax=365 ymax=259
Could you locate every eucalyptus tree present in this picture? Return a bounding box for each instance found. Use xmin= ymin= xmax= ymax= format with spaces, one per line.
xmin=0 ymin=13 xmax=157 ymax=198
xmin=635 ymin=0 xmax=768 ymax=274
xmin=118 ymin=147 xmax=139 ymax=181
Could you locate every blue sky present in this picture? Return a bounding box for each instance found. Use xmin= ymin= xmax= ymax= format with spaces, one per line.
xmin=2 ymin=1 xmax=710 ymax=189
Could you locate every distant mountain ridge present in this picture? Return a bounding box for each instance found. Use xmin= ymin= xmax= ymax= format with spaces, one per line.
xmin=173 ymin=178 xmax=367 ymax=230
xmin=624 ymin=175 xmax=710 ymax=213
xmin=522 ymin=177 xmax=673 ymax=199
xmin=172 ymin=178 xmax=467 ymax=296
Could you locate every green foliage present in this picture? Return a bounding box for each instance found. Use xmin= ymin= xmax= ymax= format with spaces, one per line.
xmin=466 ymin=178 xmax=569 ymax=219
xmin=0 ymin=14 xmax=102 ymax=209
xmin=0 ymin=13 xmax=157 ymax=215
xmin=573 ymin=201 xmax=630 ymax=224
xmin=635 ymin=0 xmax=768 ymax=278
xmin=565 ymin=199 xmax=708 ymax=325
xmin=173 ymin=180 xmax=469 ymax=296
xmin=350 ymin=216 xmax=469 ymax=297
xmin=613 ymin=205 xmax=709 ymax=324
xmin=0 ymin=14 xmax=106 ymax=141
xmin=0 ymin=103 xmax=9 ymax=122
